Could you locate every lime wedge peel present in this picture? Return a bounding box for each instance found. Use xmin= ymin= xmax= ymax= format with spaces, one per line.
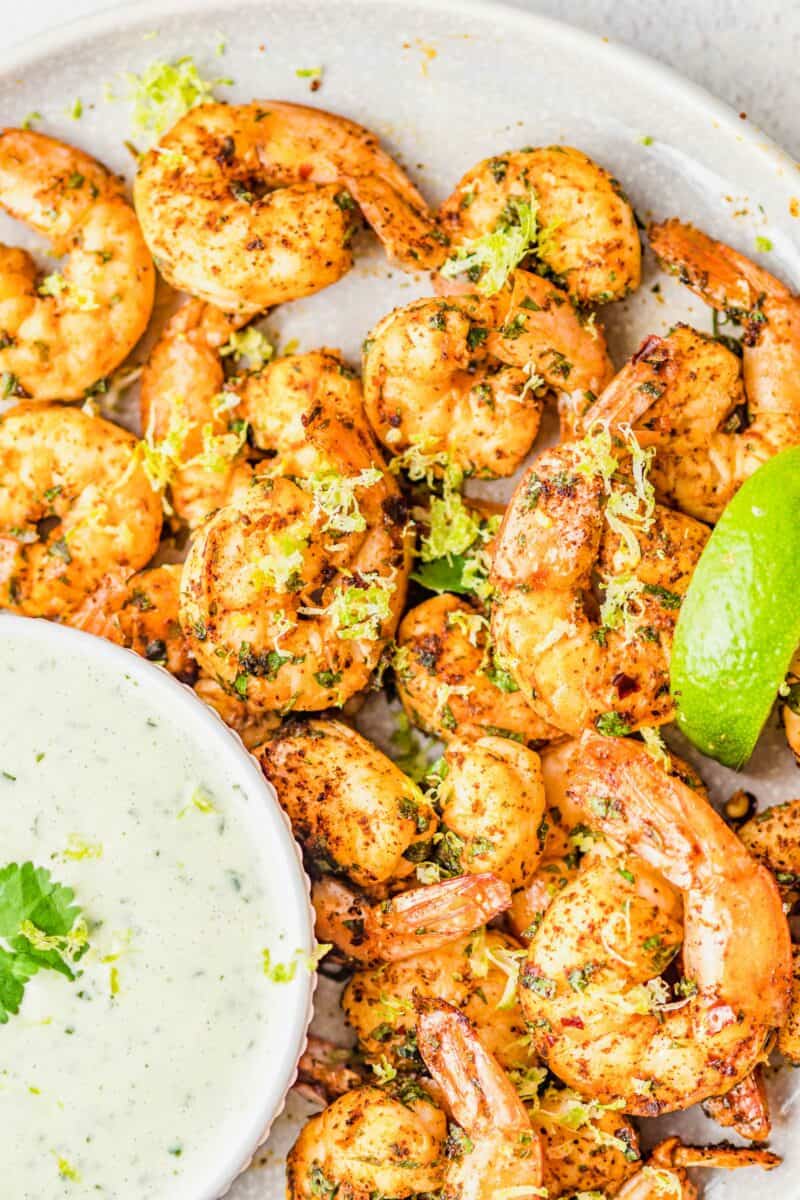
xmin=671 ymin=445 xmax=800 ymax=768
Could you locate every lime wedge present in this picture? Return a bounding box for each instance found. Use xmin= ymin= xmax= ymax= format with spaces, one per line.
xmin=671 ymin=445 xmax=800 ymax=767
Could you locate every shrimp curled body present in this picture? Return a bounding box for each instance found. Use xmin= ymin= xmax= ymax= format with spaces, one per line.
xmin=490 ymin=443 xmax=708 ymax=736
xmin=362 ymin=275 xmax=613 ymax=476
xmin=134 ymin=102 xmax=444 ymax=313
xmin=0 ymin=130 xmax=155 ymax=401
xmin=520 ymin=732 xmax=792 ymax=1114
xmin=437 ymin=145 xmax=641 ymax=305
xmin=0 ymin=404 xmax=162 ymax=618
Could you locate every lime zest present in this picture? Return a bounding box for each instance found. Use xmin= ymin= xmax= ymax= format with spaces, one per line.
xmin=441 ymin=193 xmax=539 ymax=296
xmin=301 ymin=465 xmax=384 ymax=535
xmin=125 ymin=56 xmax=233 ymax=148
xmin=219 ymin=327 xmax=274 ymax=371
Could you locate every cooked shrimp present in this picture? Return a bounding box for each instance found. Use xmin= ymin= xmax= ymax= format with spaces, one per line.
xmin=0 ymin=403 xmax=162 ymax=617
xmin=490 ymin=439 xmax=708 ymax=736
xmin=521 ymin=732 xmax=792 ymax=1114
xmin=139 ymin=299 xmax=250 ymax=528
xmin=582 ymin=315 xmax=800 ymax=523
xmin=0 ymin=129 xmax=154 ymax=401
xmin=433 ymin=735 xmax=546 ymax=890
xmin=531 ymin=1084 xmax=640 ymax=1197
xmin=134 ymin=101 xmax=444 ymax=314
xmin=141 ymin=307 xmax=369 ymax=528
xmin=295 ymin=1035 xmax=364 ymax=1106
xmin=362 ymin=274 xmax=613 ymax=475
xmin=417 ymin=1001 xmax=545 ymax=1200
xmin=395 ymin=594 xmax=559 ymax=746
xmin=192 ymin=676 xmax=281 ymax=747
xmin=180 ymin=451 xmax=411 ymax=711
xmin=738 ymin=797 xmax=800 ymax=890
xmin=286 ymin=1085 xmax=446 ymax=1199
xmin=778 ymin=947 xmax=800 ymax=1064
xmin=312 ymin=871 xmax=510 ymax=966
xmin=437 ymin=146 xmax=641 ymax=304
xmin=419 ymin=1000 xmax=646 ymax=1198
xmin=586 ymin=219 xmax=800 ymax=523
xmin=255 ymin=718 xmax=437 ymax=892
xmin=342 ymin=928 xmax=531 ymax=1073
xmin=67 ymin=562 xmax=195 ymax=681
xmin=508 ymin=740 xmax=594 ymax=942
xmin=236 ymin=346 xmax=369 ymax=471
xmin=615 ymin=1138 xmax=779 ymax=1200
xmin=702 ymin=1068 xmax=771 ymax=1142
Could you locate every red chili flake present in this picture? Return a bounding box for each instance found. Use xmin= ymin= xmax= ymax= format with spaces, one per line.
xmin=560 ymin=1015 xmax=585 ymax=1029
xmin=613 ymin=672 xmax=639 ymax=699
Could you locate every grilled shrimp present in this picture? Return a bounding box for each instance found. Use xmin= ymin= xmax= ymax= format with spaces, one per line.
xmin=0 ymin=129 xmax=154 ymax=401
xmin=255 ymin=718 xmax=437 ymax=892
xmin=139 ymin=299 xmax=250 ymax=528
xmin=312 ymin=871 xmax=510 ymax=966
xmin=778 ymin=947 xmax=800 ymax=1064
xmin=362 ymin=275 xmax=613 ymax=475
xmin=437 ymin=146 xmax=641 ymax=304
xmin=417 ymin=1001 xmax=545 ymax=1200
xmin=67 ymin=562 xmax=195 ymax=680
xmin=141 ymin=306 xmax=365 ymax=527
xmin=180 ymin=449 xmax=410 ymax=711
xmin=134 ymin=101 xmax=444 ymax=314
xmin=509 ymin=739 xmax=709 ymax=943
xmin=342 ymin=929 xmax=530 ymax=1074
xmin=490 ymin=438 xmax=708 ymax=736
xmin=584 ymin=316 xmax=800 ymax=524
xmin=418 ymin=1001 xmax=653 ymax=1199
xmin=738 ymin=797 xmax=800 ymax=890
xmin=192 ymin=677 xmax=281 ymax=747
xmin=395 ymin=593 xmax=559 ymax=746
xmin=236 ymin=347 xmax=368 ymax=472
xmin=702 ymin=1069 xmax=772 ymax=1143
xmin=286 ymin=1085 xmax=446 ymax=1199
xmin=521 ymin=732 xmax=792 ymax=1114
xmin=0 ymin=403 xmax=162 ymax=617
xmin=583 ymin=221 xmax=800 ymax=522
xmin=614 ymin=1139 xmax=779 ymax=1200
xmin=434 ymin=735 xmax=547 ymax=890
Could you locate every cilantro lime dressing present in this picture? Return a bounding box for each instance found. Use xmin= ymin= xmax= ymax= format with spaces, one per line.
xmin=0 ymin=621 xmax=311 ymax=1198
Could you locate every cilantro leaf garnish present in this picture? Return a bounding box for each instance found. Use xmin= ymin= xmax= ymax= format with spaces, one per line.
xmin=0 ymin=862 xmax=89 ymax=1023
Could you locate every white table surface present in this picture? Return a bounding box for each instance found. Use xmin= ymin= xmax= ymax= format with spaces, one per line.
xmin=6 ymin=0 xmax=800 ymax=158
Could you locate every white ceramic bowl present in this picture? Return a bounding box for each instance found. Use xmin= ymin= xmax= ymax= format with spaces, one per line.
xmin=0 ymin=613 xmax=315 ymax=1200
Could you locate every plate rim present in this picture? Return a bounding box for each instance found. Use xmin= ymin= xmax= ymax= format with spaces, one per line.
xmin=2 ymin=0 xmax=798 ymax=191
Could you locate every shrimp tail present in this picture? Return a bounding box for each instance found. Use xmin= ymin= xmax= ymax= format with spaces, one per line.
xmin=417 ymin=1000 xmax=530 ymax=1136
xmin=312 ymin=873 xmax=511 ymax=965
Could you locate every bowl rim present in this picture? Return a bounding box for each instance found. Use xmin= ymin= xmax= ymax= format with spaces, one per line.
xmin=0 ymin=612 xmax=315 ymax=1199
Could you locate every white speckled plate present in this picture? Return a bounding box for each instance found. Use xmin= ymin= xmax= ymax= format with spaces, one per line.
xmin=2 ymin=1 xmax=800 ymax=1195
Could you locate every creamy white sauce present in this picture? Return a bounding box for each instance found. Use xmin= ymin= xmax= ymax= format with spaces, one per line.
xmin=0 ymin=623 xmax=309 ymax=1198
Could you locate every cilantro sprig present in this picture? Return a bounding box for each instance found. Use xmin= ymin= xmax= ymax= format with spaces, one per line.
xmin=0 ymin=862 xmax=89 ymax=1023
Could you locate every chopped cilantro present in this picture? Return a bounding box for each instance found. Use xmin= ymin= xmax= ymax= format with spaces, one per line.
xmin=0 ymin=862 xmax=90 ymax=1022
